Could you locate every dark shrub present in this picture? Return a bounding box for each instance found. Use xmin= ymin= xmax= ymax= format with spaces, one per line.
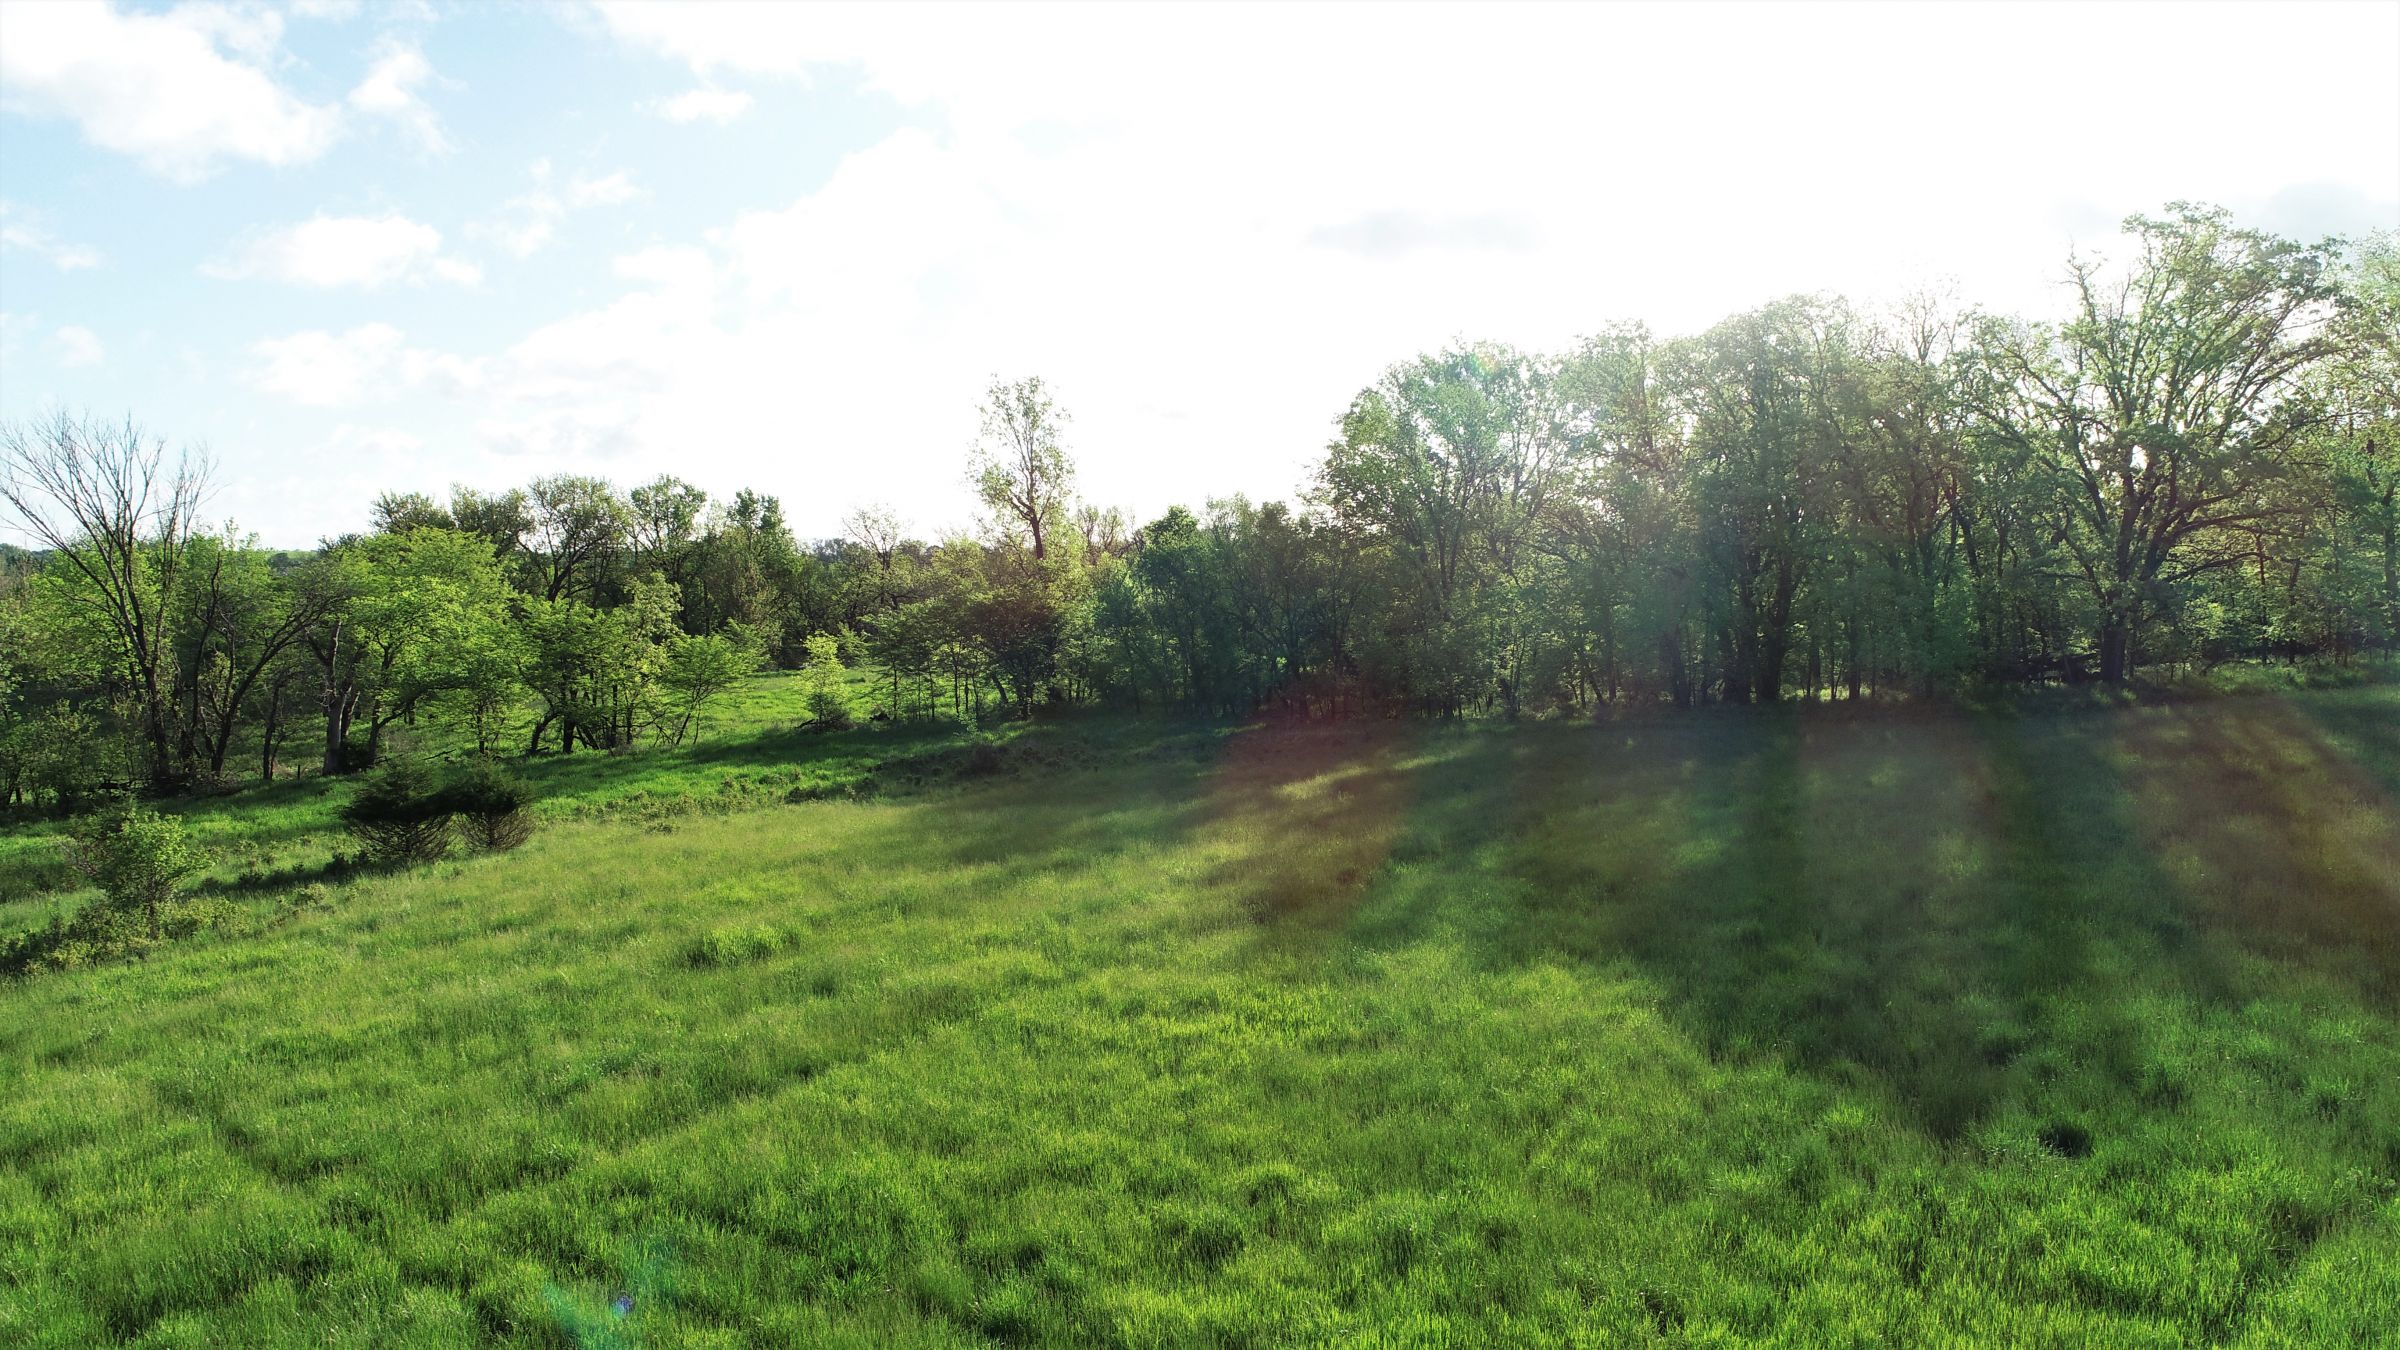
xmin=340 ymin=758 xmax=453 ymax=866
xmin=442 ymin=758 xmax=538 ymax=852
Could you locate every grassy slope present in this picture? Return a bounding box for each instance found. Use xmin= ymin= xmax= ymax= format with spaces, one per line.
xmin=0 ymin=670 xmax=920 ymax=938
xmin=3 ymin=686 xmax=2399 ymax=1345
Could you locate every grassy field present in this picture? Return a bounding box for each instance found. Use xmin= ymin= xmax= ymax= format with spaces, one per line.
xmin=3 ymin=681 xmax=2399 ymax=1345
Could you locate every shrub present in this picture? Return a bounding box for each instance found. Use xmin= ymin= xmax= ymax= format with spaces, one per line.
xmin=340 ymin=758 xmax=454 ymax=866
xmin=61 ymin=803 xmax=210 ymax=938
xmin=801 ymin=633 xmax=855 ymax=730
xmin=2 ymin=903 xmax=156 ymax=976
xmin=277 ymin=881 xmax=335 ymax=923
xmin=443 ymin=757 xmax=539 ymax=852
xmin=1 ymin=891 xmax=247 ymax=978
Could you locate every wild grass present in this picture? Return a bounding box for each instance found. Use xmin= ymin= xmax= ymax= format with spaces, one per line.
xmin=0 ymin=670 xmax=949 ymax=938
xmin=2 ymin=683 xmax=2398 ymax=1344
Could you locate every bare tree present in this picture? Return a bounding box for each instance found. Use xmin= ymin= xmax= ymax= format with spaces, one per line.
xmin=0 ymin=413 xmax=211 ymax=786
xmin=843 ymin=503 xmax=907 ymax=573
xmin=1075 ymin=503 xmax=1133 ymax=562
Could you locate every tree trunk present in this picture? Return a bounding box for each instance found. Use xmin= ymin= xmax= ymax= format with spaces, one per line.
xmin=2382 ymin=501 xmax=2398 ymax=648
xmin=2098 ymin=611 xmax=2130 ymax=685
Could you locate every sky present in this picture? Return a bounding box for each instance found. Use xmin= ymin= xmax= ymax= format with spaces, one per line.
xmin=2 ymin=0 xmax=2396 ymax=548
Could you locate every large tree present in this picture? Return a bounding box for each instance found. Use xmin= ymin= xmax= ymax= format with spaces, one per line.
xmin=1966 ymin=205 xmax=2344 ymax=682
xmin=971 ymin=377 xmax=1076 ymax=562
xmin=0 ymin=414 xmax=209 ymax=786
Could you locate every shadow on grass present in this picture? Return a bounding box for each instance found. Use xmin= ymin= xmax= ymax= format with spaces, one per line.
xmin=2109 ymin=698 xmax=2400 ymax=998
xmin=1210 ymin=697 xmax=2400 ymax=1142
xmin=1201 ymin=718 xmax=1420 ymax=939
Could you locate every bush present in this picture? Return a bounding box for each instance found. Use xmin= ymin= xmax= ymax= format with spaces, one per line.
xmin=61 ymin=803 xmax=210 ymax=937
xmin=1 ymin=892 xmax=247 ymax=978
xmin=443 ymin=758 xmax=538 ymax=852
xmin=801 ymin=633 xmax=855 ymax=730
xmin=340 ymin=758 xmax=454 ymax=866
xmin=271 ymin=882 xmax=336 ymax=927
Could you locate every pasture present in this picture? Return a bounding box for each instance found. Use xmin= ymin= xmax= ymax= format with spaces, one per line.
xmin=3 ymin=682 xmax=2398 ymax=1345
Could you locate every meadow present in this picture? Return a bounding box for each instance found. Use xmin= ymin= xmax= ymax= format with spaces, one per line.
xmin=3 ymin=678 xmax=2399 ymax=1345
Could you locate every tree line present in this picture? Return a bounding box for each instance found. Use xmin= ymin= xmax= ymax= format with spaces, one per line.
xmin=3 ymin=205 xmax=2394 ymax=805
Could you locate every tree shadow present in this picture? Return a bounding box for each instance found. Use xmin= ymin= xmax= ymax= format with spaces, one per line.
xmin=2106 ymin=698 xmax=2400 ymax=998
xmin=1199 ymin=718 xmax=1421 ymax=941
xmin=1202 ymin=699 xmax=2400 ymax=1144
xmin=2283 ymin=686 xmax=2400 ymax=802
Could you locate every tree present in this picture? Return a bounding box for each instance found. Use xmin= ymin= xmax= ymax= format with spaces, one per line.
xmin=971 ymin=377 xmax=1076 ymax=561
xmin=658 ymin=625 xmax=763 ymax=746
xmin=2319 ymin=232 xmax=2400 ymax=649
xmin=843 ymin=504 xmax=907 ymax=574
xmin=308 ymin=527 xmax=523 ymax=772
xmin=168 ymin=528 xmax=336 ymax=781
xmin=340 ymin=758 xmax=454 ymax=866
xmin=525 ymin=474 xmax=630 ymax=603
xmin=1965 ymin=206 xmax=2344 ymax=682
xmin=441 ymin=757 xmax=538 ymax=852
xmin=370 ymin=491 xmax=453 ymax=534
xmin=629 ymin=475 xmax=710 ymax=614
xmin=689 ymin=489 xmax=808 ymax=652
xmin=1318 ymin=345 xmax=1573 ymax=713
xmin=1 ymin=414 xmax=209 ymax=787
xmin=450 ymin=485 xmax=533 ymax=563
xmin=523 ymin=575 xmax=679 ymax=753
xmin=799 ymin=632 xmax=854 ymax=728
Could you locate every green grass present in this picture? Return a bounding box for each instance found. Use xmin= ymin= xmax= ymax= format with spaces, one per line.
xmin=4 ymin=684 xmax=2399 ymax=1344
xmin=0 ymin=670 xmax=930 ymax=940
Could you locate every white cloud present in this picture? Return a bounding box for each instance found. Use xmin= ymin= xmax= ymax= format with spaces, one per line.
xmin=290 ymin=0 xmax=438 ymax=19
xmin=250 ymin=323 xmax=401 ymax=406
xmin=470 ymin=160 xmax=646 ymax=258
xmin=248 ymin=323 xmax=482 ymax=407
xmin=47 ymin=0 xmax=2385 ymax=547
xmin=207 ymin=213 xmax=479 ymax=288
xmin=0 ymin=202 xmax=101 ymax=270
xmin=648 ymin=86 xmax=752 ymax=125
xmin=568 ymin=172 xmax=642 ymax=208
xmin=519 ymin=0 xmax=2400 ymax=541
xmin=1307 ymin=211 xmax=1540 ymax=259
xmin=0 ymin=1 xmax=342 ymax=181
xmin=324 ymin=423 xmax=423 ymax=456
xmin=50 ymin=325 xmax=106 ymax=368
xmin=348 ymin=37 xmax=452 ymax=156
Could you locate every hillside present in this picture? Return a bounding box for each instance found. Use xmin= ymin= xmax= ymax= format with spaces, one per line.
xmin=4 ymin=685 xmax=2398 ymax=1345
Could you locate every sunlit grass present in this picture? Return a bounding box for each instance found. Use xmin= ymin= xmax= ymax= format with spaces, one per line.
xmin=2 ymin=683 xmax=2397 ymax=1343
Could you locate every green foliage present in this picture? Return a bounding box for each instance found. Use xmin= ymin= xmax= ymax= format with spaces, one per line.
xmin=0 ymin=703 xmax=113 ymax=811
xmin=800 ymin=632 xmax=854 ymax=729
xmin=0 ymin=889 xmax=243 ymax=976
xmin=971 ymin=375 xmax=1076 ymax=562
xmin=61 ymin=801 xmax=211 ymax=937
xmin=441 ymin=757 xmax=539 ymax=852
xmin=657 ymin=625 xmax=763 ymax=746
xmin=339 ymin=758 xmax=454 ymax=866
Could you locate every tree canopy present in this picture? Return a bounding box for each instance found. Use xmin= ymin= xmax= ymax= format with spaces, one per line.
xmin=5 ymin=207 xmax=2395 ymax=800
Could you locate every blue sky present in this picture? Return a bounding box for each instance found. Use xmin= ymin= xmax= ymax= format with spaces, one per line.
xmin=4 ymin=0 xmax=2397 ymax=547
